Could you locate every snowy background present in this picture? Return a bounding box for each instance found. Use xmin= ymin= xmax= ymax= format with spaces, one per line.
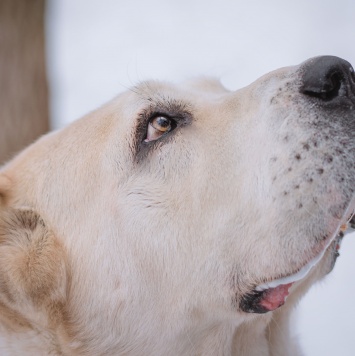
xmin=46 ymin=0 xmax=355 ymax=354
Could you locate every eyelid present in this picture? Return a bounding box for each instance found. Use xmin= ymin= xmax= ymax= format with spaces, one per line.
xmin=139 ymin=102 xmax=192 ymax=129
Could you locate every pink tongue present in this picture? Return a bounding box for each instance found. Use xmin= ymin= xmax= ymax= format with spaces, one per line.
xmin=259 ymin=283 xmax=293 ymax=311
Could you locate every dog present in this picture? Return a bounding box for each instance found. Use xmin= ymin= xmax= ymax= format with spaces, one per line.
xmin=0 ymin=56 xmax=354 ymax=355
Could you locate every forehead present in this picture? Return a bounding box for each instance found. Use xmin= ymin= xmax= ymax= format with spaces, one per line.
xmin=132 ymin=78 xmax=232 ymax=103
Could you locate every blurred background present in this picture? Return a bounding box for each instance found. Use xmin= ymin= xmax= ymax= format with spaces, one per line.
xmin=45 ymin=0 xmax=355 ymax=354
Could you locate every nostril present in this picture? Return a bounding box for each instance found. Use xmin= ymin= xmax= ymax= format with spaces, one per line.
xmin=300 ymin=56 xmax=354 ymax=101
xmin=327 ymin=72 xmax=343 ymax=99
xmin=303 ymin=71 xmax=342 ymax=101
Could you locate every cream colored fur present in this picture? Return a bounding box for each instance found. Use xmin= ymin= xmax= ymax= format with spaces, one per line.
xmin=0 ymin=60 xmax=353 ymax=355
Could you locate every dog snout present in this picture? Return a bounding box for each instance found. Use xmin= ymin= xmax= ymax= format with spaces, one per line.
xmin=300 ymin=56 xmax=355 ymax=101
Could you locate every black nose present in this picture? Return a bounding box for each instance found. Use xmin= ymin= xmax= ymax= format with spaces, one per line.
xmin=300 ymin=56 xmax=355 ymax=101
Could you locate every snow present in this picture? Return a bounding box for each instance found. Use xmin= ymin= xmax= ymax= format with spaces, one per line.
xmin=46 ymin=0 xmax=355 ymax=354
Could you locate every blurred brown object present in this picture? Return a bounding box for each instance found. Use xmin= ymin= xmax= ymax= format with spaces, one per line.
xmin=0 ymin=0 xmax=49 ymax=164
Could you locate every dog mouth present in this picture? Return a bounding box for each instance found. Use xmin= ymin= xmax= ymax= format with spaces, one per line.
xmin=240 ymin=210 xmax=355 ymax=314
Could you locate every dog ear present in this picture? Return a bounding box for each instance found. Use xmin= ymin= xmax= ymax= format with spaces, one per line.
xmin=0 ymin=191 xmax=67 ymax=329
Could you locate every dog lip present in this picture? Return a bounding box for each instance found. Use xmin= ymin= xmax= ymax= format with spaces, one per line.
xmin=256 ymin=208 xmax=355 ymax=293
xmin=255 ymin=248 xmax=325 ymax=292
xmin=348 ymin=211 xmax=355 ymax=229
xmin=240 ymin=207 xmax=355 ymax=314
xmin=239 ymin=283 xmax=293 ymax=314
xmin=240 ymin=244 xmax=331 ymax=314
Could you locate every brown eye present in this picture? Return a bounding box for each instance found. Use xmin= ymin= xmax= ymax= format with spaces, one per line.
xmin=151 ymin=116 xmax=171 ymax=132
xmin=145 ymin=116 xmax=174 ymax=142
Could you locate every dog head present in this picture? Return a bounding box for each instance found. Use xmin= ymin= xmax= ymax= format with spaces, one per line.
xmin=0 ymin=56 xmax=354 ymax=354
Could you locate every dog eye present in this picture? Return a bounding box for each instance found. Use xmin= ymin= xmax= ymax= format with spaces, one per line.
xmin=145 ymin=116 xmax=175 ymax=142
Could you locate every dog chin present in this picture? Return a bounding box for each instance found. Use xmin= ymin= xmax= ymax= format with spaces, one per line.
xmin=240 ymin=208 xmax=355 ymax=314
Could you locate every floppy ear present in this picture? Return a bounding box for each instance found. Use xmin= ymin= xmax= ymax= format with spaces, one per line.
xmin=0 ymin=189 xmax=67 ymax=329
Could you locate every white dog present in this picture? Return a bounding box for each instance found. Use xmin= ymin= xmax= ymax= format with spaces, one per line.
xmin=0 ymin=56 xmax=354 ymax=355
